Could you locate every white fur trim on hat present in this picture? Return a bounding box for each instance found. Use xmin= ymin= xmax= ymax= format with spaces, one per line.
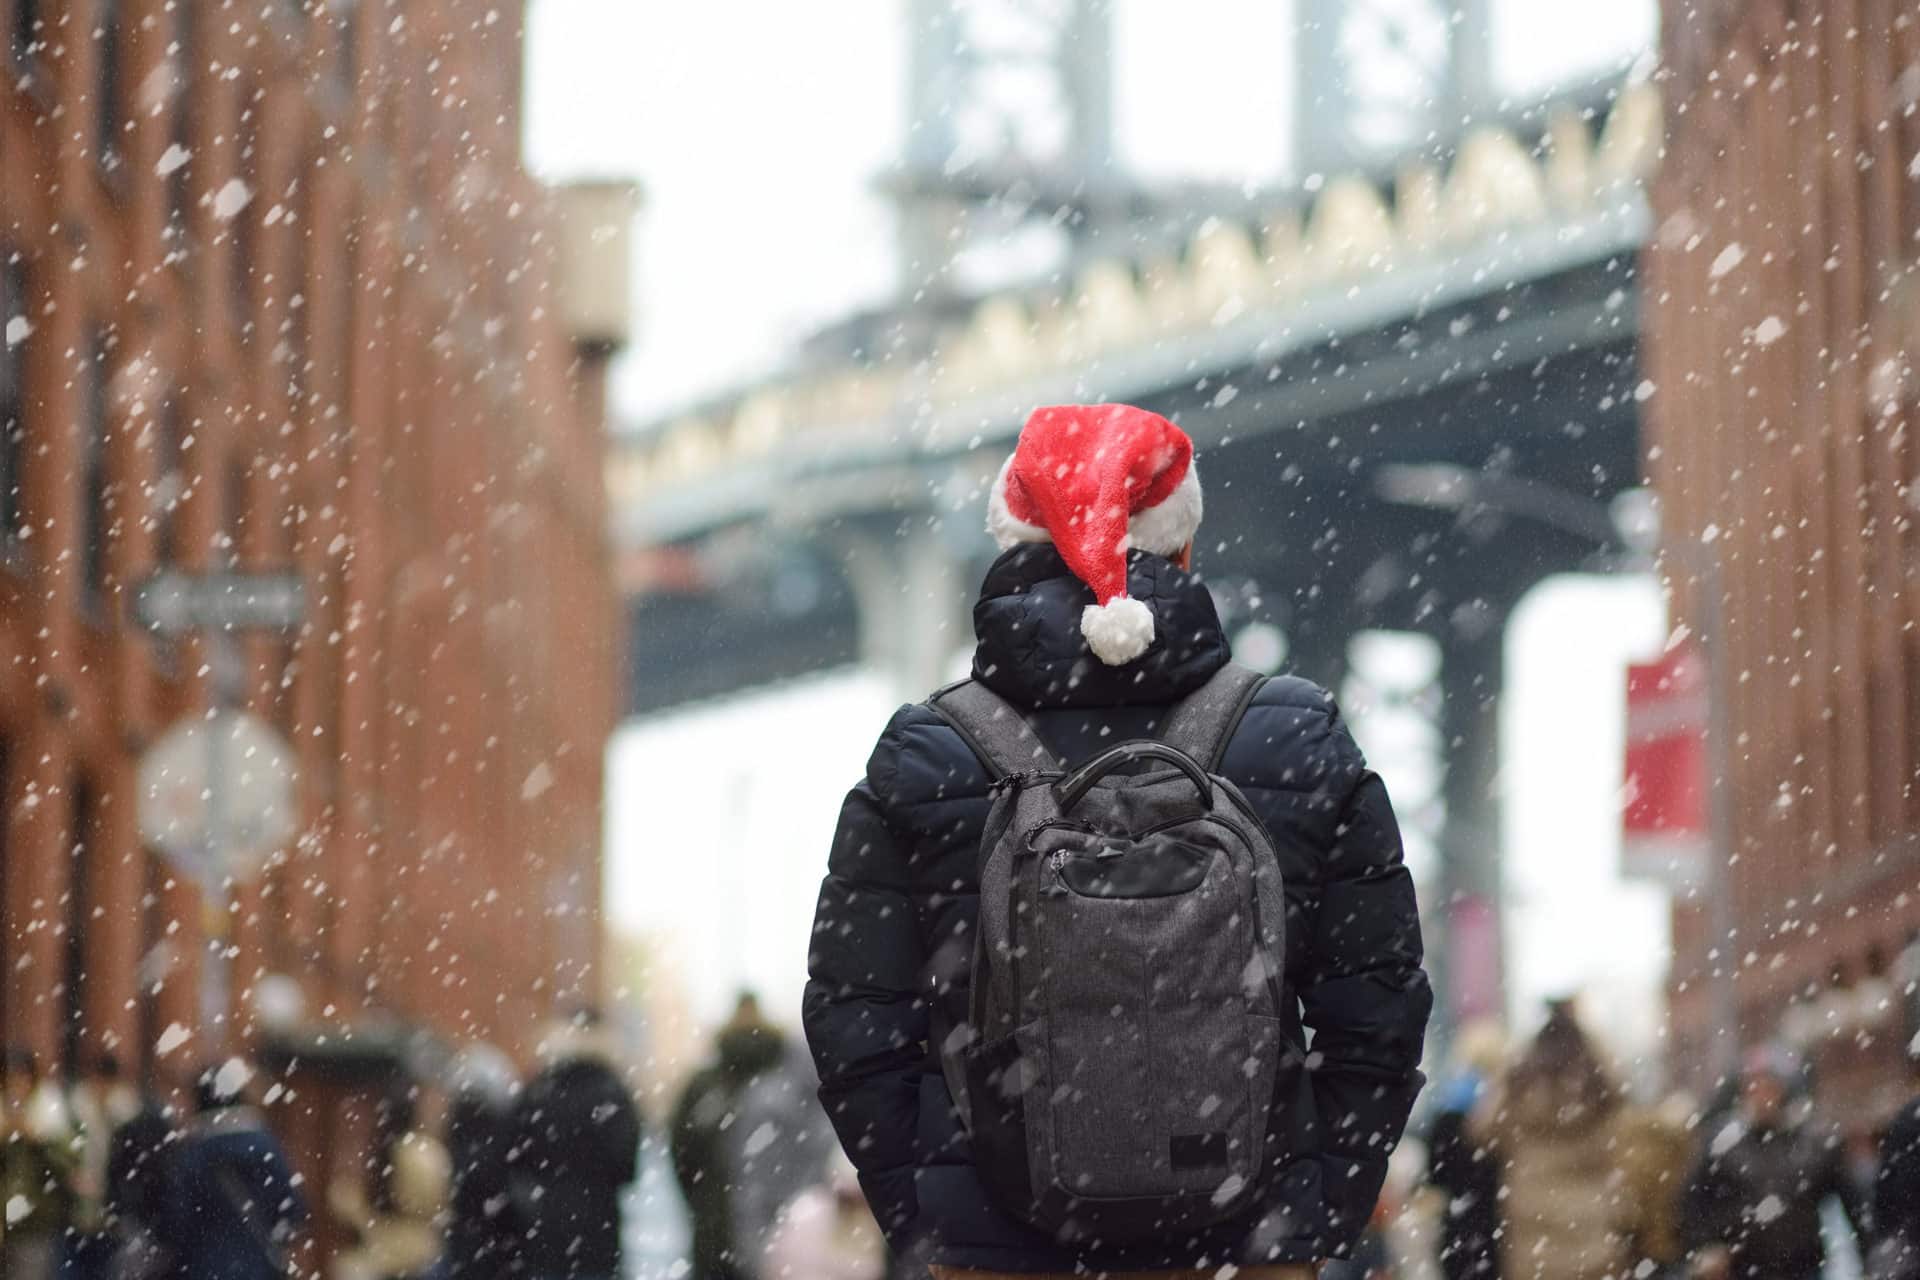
xmin=1081 ymin=595 xmax=1156 ymax=666
xmin=986 ymin=455 xmax=1051 ymax=550
xmin=1125 ymin=462 xmax=1203 ymax=556
xmin=988 ymin=457 xmax=1203 ymax=556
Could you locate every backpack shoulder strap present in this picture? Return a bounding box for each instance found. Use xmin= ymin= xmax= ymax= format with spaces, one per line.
xmin=927 ymin=679 xmax=1062 ymax=779
xmin=1158 ymin=662 xmax=1267 ymax=771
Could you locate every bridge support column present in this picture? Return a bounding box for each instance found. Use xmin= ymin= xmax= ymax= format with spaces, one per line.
xmin=1434 ymin=630 xmax=1508 ymax=1048
xmin=841 ymin=528 xmax=973 ymax=702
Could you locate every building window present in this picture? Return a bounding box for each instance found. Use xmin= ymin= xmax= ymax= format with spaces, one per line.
xmin=12 ymin=0 xmax=40 ymax=65
xmin=1 ymin=256 xmax=25 ymax=549
xmin=222 ymin=454 xmax=248 ymax=569
xmin=81 ymin=332 xmax=111 ymax=611
xmin=331 ymin=0 xmax=357 ymax=88
xmin=96 ymin=0 xmax=124 ymax=175
xmin=62 ymin=779 xmax=100 ymax=1078
xmin=153 ymin=394 xmax=187 ymax=566
xmin=232 ymin=81 xmax=262 ymax=333
xmin=134 ymin=852 xmax=162 ymax=1090
xmin=163 ymin=3 xmax=194 ymax=247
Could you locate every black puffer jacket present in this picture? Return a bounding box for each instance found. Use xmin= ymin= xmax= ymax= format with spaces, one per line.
xmin=511 ymin=1056 xmax=643 ymax=1276
xmin=1681 ymin=1112 xmax=1868 ymax=1279
xmin=803 ymin=545 xmax=1432 ymax=1271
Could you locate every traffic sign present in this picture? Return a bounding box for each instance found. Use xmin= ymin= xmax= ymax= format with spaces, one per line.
xmin=137 ymin=710 xmax=299 ymax=885
xmin=134 ymin=570 xmax=305 ymax=636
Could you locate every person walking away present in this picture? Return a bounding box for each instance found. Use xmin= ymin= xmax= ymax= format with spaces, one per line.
xmin=1681 ymin=1044 xmax=1868 ymax=1280
xmin=62 ymin=1052 xmax=142 ymax=1279
xmin=671 ymin=994 xmax=834 ymax=1280
xmin=159 ymin=1061 xmax=307 ymax=1280
xmin=763 ymin=1154 xmax=886 ymax=1280
xmin=100 ymin=1102 xmax=178 ymax=1280
xmin=510 ymin=1008 xmax=642 ymax=1280
xmin=442 ymin=1045 xmax=519 ymax=1280
xmin=1480 ymin=1001 xmax=1680 ymax=1280
xmin=2 ymin=1046 xmax=77 ymax=1280
xmin=329 ymin=1086 xmax=451 ymax=1280
xmin=1869 ymin=1032 xmax=1920 ymax=1280
xmin=803 ymin=404 xmax=1433 ymax=1278
xmin=1425 ymin=1021 xmax=1506 ymax=1280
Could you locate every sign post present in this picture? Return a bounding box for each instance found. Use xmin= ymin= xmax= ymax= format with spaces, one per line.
xmin=134 ymin=571 xmax=305 ymax=1056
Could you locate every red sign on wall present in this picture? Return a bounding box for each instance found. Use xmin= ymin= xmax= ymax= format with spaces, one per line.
xmin=1622 ymin=642 xmax=1709 ymax=887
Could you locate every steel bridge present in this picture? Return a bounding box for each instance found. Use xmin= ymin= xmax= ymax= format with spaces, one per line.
xmin=606 ymin=1 xmax=1665 ymax=1035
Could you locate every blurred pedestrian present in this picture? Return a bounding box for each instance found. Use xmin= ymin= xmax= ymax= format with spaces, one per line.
xmin=803 ymin=403 xmax=1431 ymax=1278
xmin=761 ymin=1155 xmax=885 ymax=1280
xmin=2 ymin=1045 xmax=77 ymax=1280
xmin=61 ymin=1051 xmax=142 ymax=1279
xmin=1870 ymin=1032 xmax=1920 ymax=1280
xmin=329 ymin=1085 xmax=451 ymax=1280
xmin=100 ymin=1100 xmax=178 ymax=1280
xmin=672 ymin=994 xmax=833 ymax=1280
xmin=159 ymin=1060 xmax=306 ymax=1280
xmin=1681 ymin=1044 xmax=1868 ymax=1280
xmin=1480 ymin=1001 xmax=1679 ymax=1280
xmin=1425 ymin=1021 xmax=1506 ymax=1280
xmin=509 ymin=1008 xmax=642 ymax=1280
xmin=441 ymin=1045 xmax=519 ymax=1280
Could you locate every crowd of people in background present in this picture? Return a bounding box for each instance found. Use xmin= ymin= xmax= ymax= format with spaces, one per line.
xmin=1401 ymin=973 xmax=1920 ymax=1280
xmin=4 ymin=967 xmax=1916 ymax=1280
xmin=0 ymin=1008 xmax=647 ymax=1280
xmin=0 ymin=995 xmax=876 ymax=1280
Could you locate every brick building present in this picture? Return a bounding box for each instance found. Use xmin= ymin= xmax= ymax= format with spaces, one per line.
xmin=1645 ymin=0 xmax=1920 ymax=1106
xmin=0 ymin=0 xmax=621 ymax=1229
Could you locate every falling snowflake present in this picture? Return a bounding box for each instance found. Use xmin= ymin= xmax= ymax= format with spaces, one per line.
xmin=213 ymin=1057 xmax=253 ymax=1096
xmin=744 ymin=1122 xmax=779 ymax=1157
xmin=522 ymin=762 xmax=554 ymax=800
xmin=155 ymin=1022 xmax=192 ymax=1056
xmin=212 ymin=179 xmax=253 ymax=221
xmin=155 ymin=143 xmax=191 ymax=176
xmin=4 ymin=316 xmax=28 ymax=347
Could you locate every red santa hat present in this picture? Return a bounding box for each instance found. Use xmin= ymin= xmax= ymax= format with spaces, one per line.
xmin=986 ymin=403 xmax=1203 ymax=666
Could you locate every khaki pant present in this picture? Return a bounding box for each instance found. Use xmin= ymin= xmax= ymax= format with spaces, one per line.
xmin=932 ymin=1266 xmax=1317 ymax=1280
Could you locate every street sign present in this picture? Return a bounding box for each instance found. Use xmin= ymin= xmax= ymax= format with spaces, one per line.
xmin=1622 ymin=641 xmax=1709 ymax=889
xmin=137 ymin=710 xmax=299 ymax=885
xmin=134 ymin=570 xmax=305 ymax=635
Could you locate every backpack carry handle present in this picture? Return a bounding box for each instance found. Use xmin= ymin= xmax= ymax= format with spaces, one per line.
xmin=1055 ymin=741 xmax=1213 ymax=813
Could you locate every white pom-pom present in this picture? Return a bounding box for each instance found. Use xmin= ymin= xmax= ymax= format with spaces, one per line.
xmin=1081 ymin=595 xmax=1156 ymax=666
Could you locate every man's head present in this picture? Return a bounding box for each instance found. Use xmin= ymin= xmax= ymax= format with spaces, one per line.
xmin=1739 ymin=1045 xmax=1800 ymax=1124
xmin=987 ymin=403 xmax=1202 ymax=666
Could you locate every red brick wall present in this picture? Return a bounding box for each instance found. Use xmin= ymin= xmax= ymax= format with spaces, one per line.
xmin=1645 ymin=0 xmax=1920 ymax=1084
xmin=0 ymin=0 xmax=616 ymax=1235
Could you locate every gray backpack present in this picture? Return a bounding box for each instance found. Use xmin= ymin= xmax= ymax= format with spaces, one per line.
xmin=929 ymin=662 xmax=1292 ymax=1245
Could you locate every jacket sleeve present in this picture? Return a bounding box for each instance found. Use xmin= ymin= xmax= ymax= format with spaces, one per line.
xmin=1299 ymin=712 xmax=1434 ymax=1247
xmin=1679 ymin=1131 xmax=1739 ymax=1254
xmin=802 ymin=741 xmax=927 ymax=1257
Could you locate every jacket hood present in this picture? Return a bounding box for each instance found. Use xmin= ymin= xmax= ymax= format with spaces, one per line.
xmin=971 ymin=543 xmax=1229 ymax=709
